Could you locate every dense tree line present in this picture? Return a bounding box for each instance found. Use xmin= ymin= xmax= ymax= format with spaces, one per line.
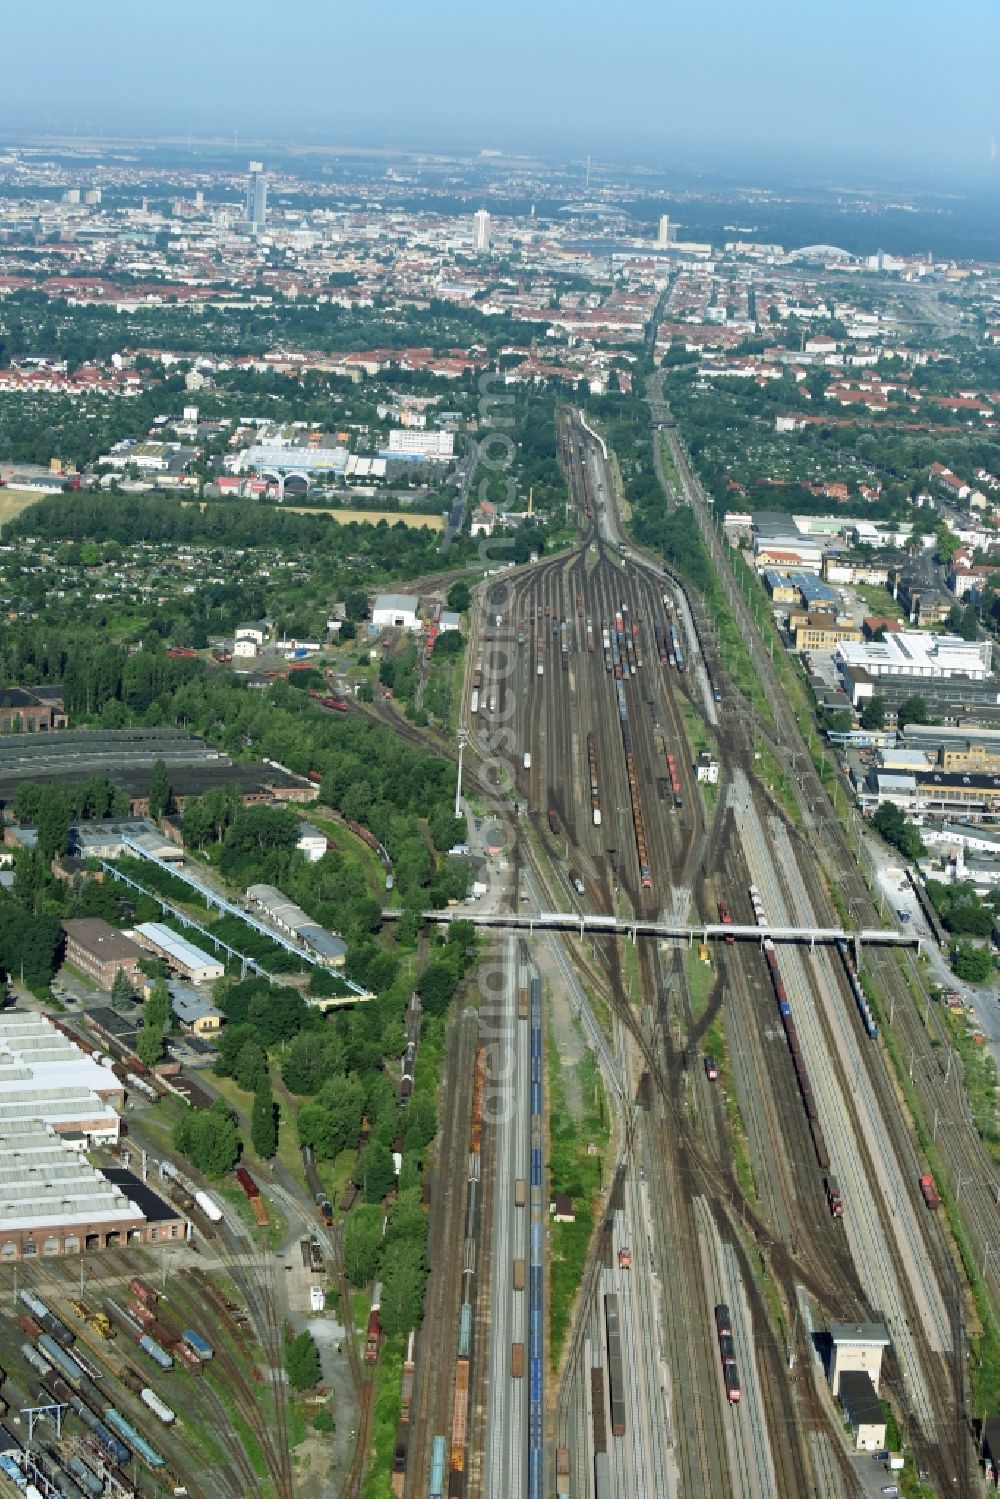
xmin=10 ymin=491 xmax=447 ymax=559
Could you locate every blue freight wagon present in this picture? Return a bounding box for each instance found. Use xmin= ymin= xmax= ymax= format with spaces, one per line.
xmin=429 ymin=1435 xmax=446 ymax=1499
xmin=182 ymin=1329 xmax=214 ymax=1360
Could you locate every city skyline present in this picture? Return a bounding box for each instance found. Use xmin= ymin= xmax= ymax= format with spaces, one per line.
xmin=1 ymin=0 xmax=998 ymax=183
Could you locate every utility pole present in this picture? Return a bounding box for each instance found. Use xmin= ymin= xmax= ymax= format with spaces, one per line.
xmin=455 ymin=729 xmax=469 ymax=820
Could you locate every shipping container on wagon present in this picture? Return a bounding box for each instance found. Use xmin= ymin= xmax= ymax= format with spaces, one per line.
xmin=449 ymin=1357 xmax=469 ymax=1471
xmin=511 ymin=1343 xmax=524 ymax=1379
xmin=457 ymin=1304 xmax=472 ymax=1360
xmin=514 ymin=1178 xmax=526 ymax=1208
xmin=430 ymin=1436 xmax=446 ymax=1499
xmin=182 ymin=1329 xmax=214 ymax=1361
xmin=513 ymin=1258 xmax=525 ymax=1293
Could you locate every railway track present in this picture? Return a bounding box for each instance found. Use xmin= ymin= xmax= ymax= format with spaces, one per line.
xmin=405 ymin=1006 xmax=479 ymax=1498
xmin=652 ymin=371 xmax=1000 ymax=1337
xmin=453 ymin=394 xmax=970 ymax=1493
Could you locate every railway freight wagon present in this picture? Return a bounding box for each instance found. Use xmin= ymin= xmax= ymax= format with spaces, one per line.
xmin=430 ymin=1435 xmax=446 ymax=1499
xmin=19 ymin=1291 xmax=73 ymax=1349
xmin=615 ymin=681 xmax=651 ymax=889
xmin=364 ymin=1283 xmax=382 ymax=1366
xmin=591 ymin=1365 xmax=607 ymax=1453
xmin=586 ymin=733 xmax=602 ymax=825
xmin=714 ymin=1304 xmax=742 ymax=1403
xmin=760 ymin=937 xmax=831 ymax=1171
xmin=835 ymin=938 xmax=878 ymax=1039
xmin=604 ymin=1295 xmax=626 ymax=1437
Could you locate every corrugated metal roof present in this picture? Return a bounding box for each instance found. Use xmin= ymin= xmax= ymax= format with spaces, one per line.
xmin=133 ymin=922 xmax=224 ymax=974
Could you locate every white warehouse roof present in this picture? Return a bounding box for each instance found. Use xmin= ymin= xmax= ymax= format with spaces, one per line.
xmin=837 ymin=632 xmax=992 ymax=681
xmin=132 ymin=922 xmax=225 ymax=980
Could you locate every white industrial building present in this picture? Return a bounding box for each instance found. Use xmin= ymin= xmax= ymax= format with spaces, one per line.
xmin=0 ymin=1014 xmax=186 ymax=1260
xmin=131 ymin=922 xmax=226 ymax=984
xmin=385 ymin=430 xmax=455 ymax=462
xmin=372 ymin=593 xmax=420 ymax=631
xmin=234 ymin=621 xmax=267 ymax=659
xmin=246 ymin=884 xmax=347 ymax=966
xmin=836 ymin=632 xmax=993 ymax=684
xmin=296 ymin=822 xmax=328 ymax=863
xmin=0 ymin=1012 xmax=123 ymax=1138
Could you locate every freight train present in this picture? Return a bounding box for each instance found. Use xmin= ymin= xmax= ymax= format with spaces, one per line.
xmin=835 ymin=938 xmax=878 ymax=1039
xmin=586 ymin=733 xmax=603 ymax=826
xmin=604 ymin=1295 xmax=626 ymax=1436
xmin=615 ymin=681 xmax=651 ymax=889
xmin=714 ymin=1304 xmax=742 ymax=1403
xmin=527 ymin=974 xmax=545 ymax=1499
xmin=759 ymin=930 xmax=831 ymax=1172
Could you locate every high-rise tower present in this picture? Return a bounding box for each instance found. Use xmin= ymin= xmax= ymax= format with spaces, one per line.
xmin=246 ymin=161 xmax=267 ymax=230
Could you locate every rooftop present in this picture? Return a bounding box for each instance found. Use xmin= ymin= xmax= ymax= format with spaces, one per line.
xmin=838 ymin=1370 xmax=884 ymax=1426
xmin=828 ymin=1321 xmax=890 ymax=1345
xmin=132 ymin=922 xmax=223 ymax=975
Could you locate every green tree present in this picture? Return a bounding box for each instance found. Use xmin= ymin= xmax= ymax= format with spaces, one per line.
xmin=234 ymin=1039 xmax=268 ymax=1093
xmin=342 ymin=1203 xmax=384 ymax=1286
xmin=144 ymin=976 xmax=171 ymax=1033
xmin=148 ymin=759 xmax=175 ymax=820
xmin=872 ymin=803 xmax=925 ymax=862
xmin=356 ymin=1139 xmax=396 ymax=1203
xmin=379 ymin=1239 xmax=427 ymax=1338
xmin=896 ymin=694 xmax=928 ymax=729
xmin=951 ymin=942 xmax=994 ymax=984
xmin=172 ymin=1099 xmax=240 ymax=1178
xmin=0 ymin=908 xmax=62 ymax=989
xmin=36 ymin=787 xmax=71 ymax=860
xmin=401 ymin=1093 xmax=437 ymax=1151
xmin=111 ymin=967 xmax=134 ymax=1011
xmin=251 ymin=1072 xmax=278 ymax=1159
xmin=860 ymin=695 xmax=886 ymax=731
xmin=418 ymin=961 xmax=460 ymax=1017
xmin=285 ymin=1330 xmax=322 ymax=1392
xmin=136 ymin=1024 xmax=164 ymax=1068
xmin=13 ymin=782 xmax=46 ymax=826
xmin=446 ymin=580 xmax=471 ymax=612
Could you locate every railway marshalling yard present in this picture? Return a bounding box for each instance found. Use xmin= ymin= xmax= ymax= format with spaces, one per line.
xmin=413 ymin=403 xmax=999 ymax=1499
xmin=0 ymin=407 xmax=996 ymax=1499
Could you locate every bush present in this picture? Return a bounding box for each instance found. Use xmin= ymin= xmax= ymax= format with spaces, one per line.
xmin=952 ymin=942 xmax=994 ymax=984
xmin=286 ymin=1331 xmax=321 ymax=1391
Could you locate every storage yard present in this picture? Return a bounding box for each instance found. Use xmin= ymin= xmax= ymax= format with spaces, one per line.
xmin=0 ymin=1231 xmax=296 ymax=1499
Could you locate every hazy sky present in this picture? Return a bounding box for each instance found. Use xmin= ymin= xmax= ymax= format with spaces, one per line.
xmin=3 ymin=0 xmax=998 ymax=181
